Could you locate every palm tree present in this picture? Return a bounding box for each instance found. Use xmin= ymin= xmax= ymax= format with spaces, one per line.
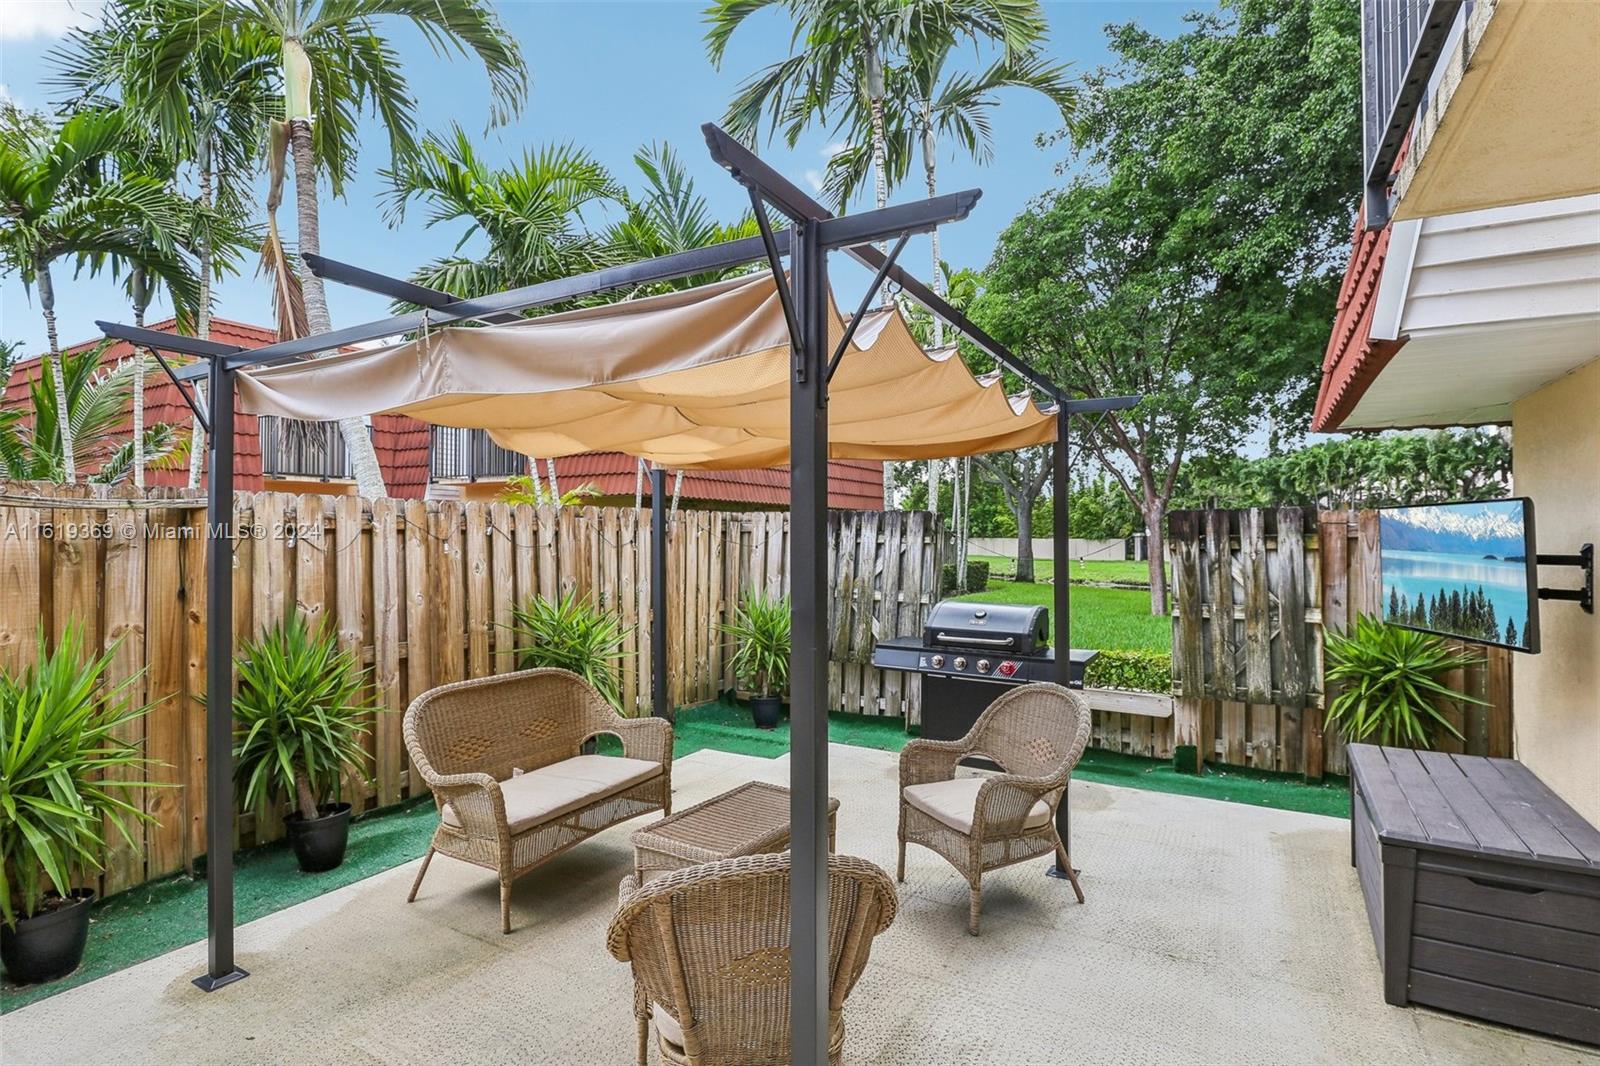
xmin=383 ymin=127 xmax=619 ymax=299
xmin=146 ymin=0 xmax=528 ymax=498
xmin=0 ymin=104 xmax=196 ymax=483
xmin=707 ymin=0 xmax=1045 ymax=216
xmin=54 ymin=0 xmax=277 ymax=486
xmin=825 ymin=34 xmax=1076 ymax=345
xmin=0 ymin=341 xmax=188 ymax=484
xmin=604 ymin=142 xmax=760 ymax=294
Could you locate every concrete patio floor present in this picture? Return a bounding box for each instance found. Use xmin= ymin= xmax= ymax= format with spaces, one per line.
xmin=5 ymin=744 xmax=1595 ymax=1065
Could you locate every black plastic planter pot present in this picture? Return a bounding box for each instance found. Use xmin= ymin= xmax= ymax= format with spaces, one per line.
xmin=1 ymin=889 xmax=95 ymax=985
xmin=750 ymin=695 xmax=783 ymax=730
xmin=285 ymin=802 xmax=353 ymax=873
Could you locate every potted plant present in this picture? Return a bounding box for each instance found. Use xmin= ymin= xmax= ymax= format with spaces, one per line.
xmin=234 ymin=614 xmax=374 ymax=873
xmin=513 ymin=591 xmax=633 ymax=711
xmin=1325 ymin=617 xmax=1486 ymax=749
xmin=722 ymin=593 xmax=790 ymax=729
xmin=1 ymin=626 xmax=159 ymax=985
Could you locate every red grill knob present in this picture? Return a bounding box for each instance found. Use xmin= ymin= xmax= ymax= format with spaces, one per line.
xmin=996 ymin=660 xmax=1018 ymax=678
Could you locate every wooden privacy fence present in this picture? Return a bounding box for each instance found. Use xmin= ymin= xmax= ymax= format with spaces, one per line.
xmin=1166 ymin=507 xmax=1513 ymax=778
xmin=0 ymin=485 xmax=942 ymax=898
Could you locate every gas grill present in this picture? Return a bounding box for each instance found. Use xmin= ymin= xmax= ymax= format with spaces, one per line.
xmin=872 ymin=599 xmax=1097 ymax=862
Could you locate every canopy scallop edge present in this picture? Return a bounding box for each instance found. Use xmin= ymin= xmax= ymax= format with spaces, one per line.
xmin=235 ymin=273 xmax=1057 ymax=470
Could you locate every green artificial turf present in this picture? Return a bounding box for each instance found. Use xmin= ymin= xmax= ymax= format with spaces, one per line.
xmin=1 ymin=797 xmax=443 ymax=1014
xmin=3 ymin=697 xmax=1345 ymax=1013
xmin=952 ymin=581 xmax=1172 ymax=653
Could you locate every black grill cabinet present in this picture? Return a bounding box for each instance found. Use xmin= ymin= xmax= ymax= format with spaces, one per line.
xmin=1349 ymin=744 xmax=1600 ymax=1045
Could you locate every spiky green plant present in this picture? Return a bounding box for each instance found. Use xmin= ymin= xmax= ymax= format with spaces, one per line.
xmin=233 ymin=614 xmax=373 ymax=822
xmin=722 ymin=593 xmax=791 ymax=699
xmin=0 ymin=625 xmax=161 ymax=929
xmin=512 ymin=592 xmax=632 ymax=712
xmin=1325 ymin=617 xmax=1485 ymax=749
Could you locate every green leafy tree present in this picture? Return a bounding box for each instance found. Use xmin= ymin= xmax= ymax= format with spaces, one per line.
xmin=976 ymin=0 xmax=1362 ymax=613
xmin=0 ymin=105 xmax=196 ymax=484
xmin=1174 ymin=430 xmax=1513 ymax=510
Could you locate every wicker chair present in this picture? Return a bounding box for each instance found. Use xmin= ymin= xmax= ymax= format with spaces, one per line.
xmin=404 ymin=668 xmax=672 ymax=933
xmin=897 ymin=682 xmax=1090 ymax=935
xmin=607 ymin=853 xmax=897 ymax=1066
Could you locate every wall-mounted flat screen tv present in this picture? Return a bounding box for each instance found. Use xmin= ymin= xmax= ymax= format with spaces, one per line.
xmin=1378 ymin=498 xmax=1539 ymax=653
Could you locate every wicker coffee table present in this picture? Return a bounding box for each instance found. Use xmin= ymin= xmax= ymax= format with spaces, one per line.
xmin=631 ymin=780 xmax=840 ymax=883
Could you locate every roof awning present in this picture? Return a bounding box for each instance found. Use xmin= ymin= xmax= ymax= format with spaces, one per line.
xmin=235 ymin=273 xmax=1056 ymax=469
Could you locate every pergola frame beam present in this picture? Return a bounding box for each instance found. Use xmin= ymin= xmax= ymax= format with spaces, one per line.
xmin=92 ymin=127 xmax=1145 ymax=1062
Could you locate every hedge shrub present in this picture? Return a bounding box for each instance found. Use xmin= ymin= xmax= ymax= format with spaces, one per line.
xmin=939 ymin=560 xmax=990 ymax=596
xmin=1083 ymin=648 xmax=1171 ymax=693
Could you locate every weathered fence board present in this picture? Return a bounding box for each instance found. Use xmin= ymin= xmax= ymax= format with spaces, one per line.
xmin=0 ymin=486 xmax=942 ymax=898
xmin=1168 ymin=507 xmax=1514 ymax=777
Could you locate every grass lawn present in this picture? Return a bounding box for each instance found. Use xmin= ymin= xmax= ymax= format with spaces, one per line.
xmin=953 ymin=581 xmax=1170 ymax=653
xmin=966 ymin=555 xmax=1165 ymax=587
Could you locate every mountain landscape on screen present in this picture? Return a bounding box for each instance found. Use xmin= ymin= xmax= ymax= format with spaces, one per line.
xmin=1379 ymin=500 xmax=1535 ymax=649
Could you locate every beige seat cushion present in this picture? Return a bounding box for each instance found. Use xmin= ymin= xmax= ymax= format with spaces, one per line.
xmin=443 ymin=755 xmax=662 ymax=834
xmin=901 ymin=777 xmax=1050 ymax=836
xmin=651 ymin=1003 xmax=684 ymax=1050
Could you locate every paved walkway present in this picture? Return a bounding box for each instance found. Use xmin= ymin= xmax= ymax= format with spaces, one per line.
xmin=6 ymin=745 xmax=1594 ymax=1064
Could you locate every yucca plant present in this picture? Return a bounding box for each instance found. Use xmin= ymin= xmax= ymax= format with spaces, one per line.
xmin=513 ymin=592 xmax=633 ymax=712
xmin=722 ymin=593 xmax=791 ymax=700
xmin=233 ymin=614 xmax=373 ymax=822
xmin=1325 ymin=617 xmax=1486 ymax=749
xmin=0 ymin=625 xmax=159 ymax=930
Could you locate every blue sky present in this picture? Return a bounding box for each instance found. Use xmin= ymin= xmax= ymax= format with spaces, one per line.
xmin=2 ymin=0 xmax=1202 ymax=357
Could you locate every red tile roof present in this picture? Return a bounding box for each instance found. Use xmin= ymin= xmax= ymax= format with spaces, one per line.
xmin=6 ymin=319 xmax=884 ymax=506
xmin=1312 ymin=208 xmax=1409 ymax=432
xmin=5 ymin=318 xmax=272 ymax=488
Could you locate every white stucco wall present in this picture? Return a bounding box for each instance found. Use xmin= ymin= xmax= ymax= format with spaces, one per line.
xmin=1510 ymin=356 xmax=1600 ymax=826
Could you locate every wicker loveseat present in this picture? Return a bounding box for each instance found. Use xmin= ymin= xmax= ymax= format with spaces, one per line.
xmin=403 ymin=668 xmax=673 ymax=933
xmin=897 ymin=682 xmax=1090 ymax=934
xmin=607 ymin=853 xmax=898 ymax=1066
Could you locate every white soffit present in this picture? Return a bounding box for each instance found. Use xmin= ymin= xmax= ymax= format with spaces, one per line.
xmin=1351 ymin=195 xmax=1600 ymax=428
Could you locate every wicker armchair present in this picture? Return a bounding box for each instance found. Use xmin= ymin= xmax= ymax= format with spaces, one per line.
xmin=404 ymin=668 xmax=672 ymax=933
xmin=897 ymin=682 xmax=1090 ymax=934
xmin=607 ymin=853 xmax=897 ymax=1066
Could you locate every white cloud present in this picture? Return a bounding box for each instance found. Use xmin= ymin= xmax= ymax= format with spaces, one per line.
xmin=804 ymin=142 xmax=852 ymax=192
xmin=804 ymin=169 xmax=825 ymax=193
xmin=1 ymin=1 xmax=104 ymax=41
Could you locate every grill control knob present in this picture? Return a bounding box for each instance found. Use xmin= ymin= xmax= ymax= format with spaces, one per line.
xmin=977 ymin=659 xmax=991 ymax=674
xmin=930 ymin=654 xmax=944 ymax=669
xmin=953 ymin=657 xmax=968 ymax=671
xmin=996 ymin=660 xmax=1019 ymax=678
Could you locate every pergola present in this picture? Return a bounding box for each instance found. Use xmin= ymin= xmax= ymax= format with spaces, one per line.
xmin=99 ymin=125 xmax=1137 ymax=1062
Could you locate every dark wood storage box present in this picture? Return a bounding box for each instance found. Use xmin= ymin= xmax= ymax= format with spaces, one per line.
xmin=1349 ymin=745 xmax=1600 ymax=1046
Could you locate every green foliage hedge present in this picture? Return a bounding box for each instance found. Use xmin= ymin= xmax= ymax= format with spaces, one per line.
xmin=940 ymin=560 xmax=990 ymax=596
xmin=1083 ymin=648 xmax=1171 ymax=694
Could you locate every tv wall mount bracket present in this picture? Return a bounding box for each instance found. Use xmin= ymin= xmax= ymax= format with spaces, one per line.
xmin=1536 ymin=544 xmax=1594 ymax=614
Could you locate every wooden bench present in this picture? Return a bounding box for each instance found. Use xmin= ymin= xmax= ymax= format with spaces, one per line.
xmin=1349 ymin=744 xmax=1600 ymax=1045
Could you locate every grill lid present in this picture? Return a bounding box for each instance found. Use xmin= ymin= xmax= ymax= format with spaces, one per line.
xmin=923 ymin=600 xmax=1049 ymax=655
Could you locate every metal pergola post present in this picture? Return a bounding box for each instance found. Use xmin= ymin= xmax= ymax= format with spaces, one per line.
xmin=1051 ymin=405 xmax=1073 ymax=867
xmin=787 ymin=216 xmax=831 ymax=1061
xmin=193 ymin=359 xmax=247 ymax=992
xmin=650 ymin=467 xmax=670 ymax=720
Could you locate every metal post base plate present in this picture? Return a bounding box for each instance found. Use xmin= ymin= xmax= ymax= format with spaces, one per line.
xmin=192 ymin=967 xmax=249 ymax=993
xmin=1045 ymin=864 xmax=1080 ymax=881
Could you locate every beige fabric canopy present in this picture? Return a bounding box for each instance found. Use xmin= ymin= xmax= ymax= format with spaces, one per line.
xmin=236 ymin=273 xmax=1056 ymax=469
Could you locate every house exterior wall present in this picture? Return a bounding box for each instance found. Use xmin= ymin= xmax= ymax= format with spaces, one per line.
xmin=1510 ymin=356 xmax=1600 ymax=826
